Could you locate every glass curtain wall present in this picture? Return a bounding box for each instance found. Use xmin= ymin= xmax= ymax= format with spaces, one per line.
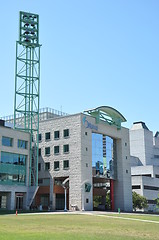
xmin=92 ymin=132 xmax=117 ymax=210
xmin=92 ymin=133 xmax=117 ymax=179
xmin=0 ymin=152 xmax=26 ymax=185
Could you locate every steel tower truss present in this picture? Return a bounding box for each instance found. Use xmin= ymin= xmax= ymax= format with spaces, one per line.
xmin=14 ymin=11 xmax=41 ymax=186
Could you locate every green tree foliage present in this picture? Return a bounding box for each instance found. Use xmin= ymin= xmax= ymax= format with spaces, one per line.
xmin=93 ymin=196 xmax=102 ymax=208
xmin=132 ymin=191 xmax=148 ymax=211
xmin=155 ymin=194 xmax=159 ymax=210
xmin=106 ymin=192 xmax=111 ymax=210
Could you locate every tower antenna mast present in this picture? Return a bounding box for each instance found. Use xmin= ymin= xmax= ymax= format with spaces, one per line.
xmin=14 ymin=11 xmax=41 ymax=187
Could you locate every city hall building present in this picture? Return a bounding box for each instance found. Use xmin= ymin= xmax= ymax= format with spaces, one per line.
xmin=35 ymin=106 xmax=132 ymax=212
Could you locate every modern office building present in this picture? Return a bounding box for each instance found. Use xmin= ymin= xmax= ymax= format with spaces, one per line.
xmin=0 ymin=119 xmax=36 ymax=210
xmin=130 ymin=122 xmax=159 ymax=212
xmin=35 ymin=106 xmax=132 ymax=212
xmin=1 ymin=106 xmax=133 ymax=212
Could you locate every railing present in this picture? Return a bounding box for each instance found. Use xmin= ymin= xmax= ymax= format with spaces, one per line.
xmin=1 ymin=107 xmax=69 ymax=124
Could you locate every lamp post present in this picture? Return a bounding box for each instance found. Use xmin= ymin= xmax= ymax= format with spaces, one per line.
xmin=64 ymin=187 xmax=67 ymax=212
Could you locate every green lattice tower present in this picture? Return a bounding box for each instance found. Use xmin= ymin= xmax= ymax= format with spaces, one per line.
xmin=14 ymin=11 xmax=41 ymax=186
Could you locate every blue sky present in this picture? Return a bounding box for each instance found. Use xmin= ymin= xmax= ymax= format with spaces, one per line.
xmin=0 ymin=0 xmax=159 ymax=133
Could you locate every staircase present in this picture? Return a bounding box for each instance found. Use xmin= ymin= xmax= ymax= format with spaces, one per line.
xmin=27 ymin=186 xmax=39 ymax=209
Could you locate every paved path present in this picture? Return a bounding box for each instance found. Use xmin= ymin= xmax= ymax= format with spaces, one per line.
xmin=16 ymin=210 xmax=159 ymax=224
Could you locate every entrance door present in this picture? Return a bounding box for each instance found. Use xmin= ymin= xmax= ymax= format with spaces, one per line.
xmin=16 ymin=195 xmax=23 ymax=210
xmin=0 ymin=195 xmax=7 ymax=209
xmin=56 ymin=194 xmax=65 ymax=210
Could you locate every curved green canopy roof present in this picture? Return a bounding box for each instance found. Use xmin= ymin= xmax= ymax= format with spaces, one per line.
xmin=84 ymin=106 xmax=126 ymax=129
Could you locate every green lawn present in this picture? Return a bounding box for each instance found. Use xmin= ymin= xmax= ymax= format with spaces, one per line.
xmin=0 ymin=213 xmax=159 ymax=240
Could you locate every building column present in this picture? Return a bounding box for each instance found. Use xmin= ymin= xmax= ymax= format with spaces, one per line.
xmin=50 ymin=177 xmax=54 ymax=210
xmin=10 ymin=191 xmax=15 ymax=210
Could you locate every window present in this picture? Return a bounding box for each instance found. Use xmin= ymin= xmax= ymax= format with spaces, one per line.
xmin=18 ymin=139 xmax=27 ymax=149
xmin=38 ymin=163 xmax=41 ymax=171
xmin=63 ymin=144 xmax=69 ymax=153
xmin=54 ymin=146 xmax=59 ymax=155
xmin=45 ymin=162 xmax=50 ymax=171
xmin=86 ymin=147 xmax=88 ymax=151
xmin=2 ymin=136 xmax=13 ymax=147
xmin=156 ymin=174 xmax=159 ymax=178
xmin=1 ymin=152 xmax=26 ymax=165
xmin=39 ymin=148 xmax=41 ymax=156
xmin=126 ymin=170 xmax=128 ymax=173
xmin=125 ymin=142 xmax=127 ymax=146
xmin=63 ymin=160 xmax=69 ymax=169
xmin=85 ymin=132 xmax=87 ymax=136
xmin=86 ymin=198 xmax=89 ymax=203
xmin=38 ymin=178 xmax=43 ymax=184
xmin=45 ymin=132 xmax=51 ymax=141
xmin=45 ymin=147 xmax=50 ymax=155
xmin=54 ymin=161 xmax=59 ymax=171
xmin=64 ymin=129 xmax=69 ymax=138
xmin=54 ymin=131 xmax=60 ymax=140
xmin=132 ymin=185 xmax=141 ymax=189
xmin=0 ymin=152 xmax=26 ymax=185
xmin=0 ymin=196 xmax=7 ymax=209
xmin=144 ymin=185 xmax=159 ymax=191
xmin=126 ymin=156 xmax=127 ymax=160
xmin=86 ymin=163 xmax=88 ymax=167
xmin=147 ymin=200 xmax=156 ymax=204
xmin=38 ymin=133 xmax=42 ymax=142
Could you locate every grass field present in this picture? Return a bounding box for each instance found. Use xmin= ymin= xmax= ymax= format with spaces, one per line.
xmin=0 ymin=212 xmax=159 ymax=240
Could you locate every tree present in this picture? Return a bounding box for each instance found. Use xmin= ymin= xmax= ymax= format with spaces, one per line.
xmin=155 ymin=194 xmax=159 ymax=211
xmin=132 ymin=191 xmax=148 ymax=211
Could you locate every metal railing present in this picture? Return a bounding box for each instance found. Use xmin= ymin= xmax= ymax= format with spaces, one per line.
xmin=1 ymin=107 xmax=68 ymax=124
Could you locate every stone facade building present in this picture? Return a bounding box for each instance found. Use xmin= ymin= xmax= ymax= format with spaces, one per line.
xmin=35 ymin=107 xmax=132 ymax=212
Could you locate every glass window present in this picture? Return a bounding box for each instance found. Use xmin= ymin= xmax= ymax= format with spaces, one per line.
xmin=40 ymin=194 xmax=49 ymax=206
xmin=45 ymin=147 xmax=50 ymax=155
xmin=39 ymin=148 xmax=41 ymax=156
xmin=38 ymin=163 xmax=41 ymax=171
xmin=38 ymin=133 xmax=42 ymax=142
xmin=2 ymin=136 xmax=13 ymax=147
xmin=45 ymin=162 xmax=50 ymax=171
xmin=38 ymin=179 xmax=43 ymax=184
xmin=0 ymin=196 xmax=7 ymax=209
xmin=54 ymin=146 xmax=59 ymax=155
xmin=54 ymin=131 xmax=60 ymax=140
xmin=64 ymin=129 xmax=69 ymax=138
xmin=18 ymin=139 xmax=27 ymax=149
xmin=92 ymin=133 xmax=117 ymax=179
xmin=63 ymin=144 xmax=69 ymax=153
xmin=63 ymin=160 xmax=69 ymax=169
xmin=54 ymin=161 xmax=59 ymax=170
xmin=1 ymin=152 xmax=26 ymax=165
xmin=45 ymin=132 xmax=51 ymax=141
